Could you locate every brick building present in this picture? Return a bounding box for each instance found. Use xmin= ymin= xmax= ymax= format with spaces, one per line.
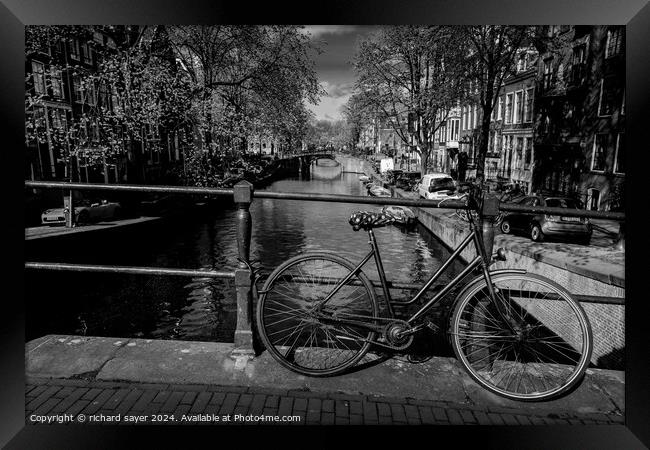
xmin=532 ymin=25 xmax=625 ymax=211
xmin=492 ymin=46 xmax=538 ymax=193
xmin=25 ymin=26 xmax=187 ymax=187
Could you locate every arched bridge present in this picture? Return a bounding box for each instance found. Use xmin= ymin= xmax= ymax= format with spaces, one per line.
xmin=274 ymin=151 xmax=340 ymax=175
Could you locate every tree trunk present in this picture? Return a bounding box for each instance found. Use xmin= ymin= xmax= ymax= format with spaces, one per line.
xmin=420 ymin=145 xmax=430 ymax=174
xmin=475 ymin=111 xmax=491 ymax=185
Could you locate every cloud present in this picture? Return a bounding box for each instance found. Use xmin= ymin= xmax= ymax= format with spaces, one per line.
xmin=302 ymin=25 xmax=359 ymax=39
xmin=308 ymin=93 xmax=352 ymax=122
xmin=321 ymin=81 xmax=354 ymax=99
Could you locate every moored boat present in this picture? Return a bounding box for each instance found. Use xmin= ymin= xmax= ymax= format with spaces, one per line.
xmin=368 ymin=186 xmax=392 ymax=197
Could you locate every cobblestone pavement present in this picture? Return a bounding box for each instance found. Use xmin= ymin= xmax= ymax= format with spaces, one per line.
xmin=25 ymin=377 xmax=624 ymax=426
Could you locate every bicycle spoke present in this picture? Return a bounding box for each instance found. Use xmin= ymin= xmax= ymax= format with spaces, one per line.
xmin=258 ymin=255 xmax=378 ymax=375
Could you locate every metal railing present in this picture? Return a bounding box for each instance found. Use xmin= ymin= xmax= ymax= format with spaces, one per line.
xmin=24 ymin=178 xmax=626 ymax=356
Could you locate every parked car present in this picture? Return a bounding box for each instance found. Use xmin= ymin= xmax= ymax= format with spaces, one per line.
xmin=499 ymin=195 xmax=592 ymax=244
xmin=395 ymin=171 xmax=422 ymax=191
xmin=417 ymin=173 xmax=461 ymax=201
xmin=41 ymin=199 xmax=122 ymax=226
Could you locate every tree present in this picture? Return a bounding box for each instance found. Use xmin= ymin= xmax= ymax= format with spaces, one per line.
xmin=341 ymin=93 xmax=371 ymax=154
xmin=353 ymin=26 xmax=468 ymax=172
xmin=166 ymin=26 xmax=322 ymax=154
xmin=460 ymin=26 xmax=531 ymax=184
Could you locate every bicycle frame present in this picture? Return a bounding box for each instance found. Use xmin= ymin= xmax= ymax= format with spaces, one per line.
xmin=317 ymin=208 xmax=497 ymax=327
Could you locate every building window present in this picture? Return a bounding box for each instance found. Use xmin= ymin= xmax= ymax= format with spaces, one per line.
xmin=73 ymin=75 xmax=83 ymax=103
xmin=598 ymin=78 xmax=617 ymax=116
xmin=50 ymin=67 xmax=64 ymax=99
xmin=614 ymin=133 xmax=625 ymax=174
xmin=497 ymin=96 xmax=503 ymax=120
xmin=605 ymin=27 xmax=623 ymax=59
xmin=69 ymin=39 xmax=80 ymax=60
xmin=542 ymin=57 xmax=554 ymax=90
xmin=523 ymin=88 xmax=534 ymax=123
xmin=516 ymin=53 xmax=526 ymax=71
xmin=87 ymin=81 xmax=97 ymax=105
xmin=572 ymin=44 xmax=587 ymax=84
xmin=99 ymin=82 xmax=110 ymax=110
xmin=591 ymin=134 xmax=607 ymax=172
xmin=514 ymin=91 xmax=524 ymax=124
xmin=524 ymin=138 xmax=532 ymax=167
xmin=50 ymin=108 xmax=67 ymax=132
xmin=451 ymin=119 xmax=459 ymax=141
xmin=505 ymin=93 xmax=513 ymax=124
xmin=31 ymin=61 xmax=46 ymax=95
xmin=473 ymin=105 xmax=478 ymax=129
xmin=111 ymin=86 xmax=120 ymax=113
xmin=516 ymin=137 xmax=524 ymax=167
xmin=81 ymin=41 xmax=93 ymax=65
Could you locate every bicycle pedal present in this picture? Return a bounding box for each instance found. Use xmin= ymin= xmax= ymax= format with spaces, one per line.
xmin=425 ymin=321 xmax=440 ymax=333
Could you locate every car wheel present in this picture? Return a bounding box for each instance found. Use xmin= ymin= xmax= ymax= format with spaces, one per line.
xmin=76 ymin=211 xmax=90 ymax=225
xmin=530 ymin=224 xmax=544 ymax=242
xmin=500 ymin=220 xmax=511 ymax=234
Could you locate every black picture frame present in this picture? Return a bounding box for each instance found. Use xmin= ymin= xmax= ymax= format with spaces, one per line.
xmin=2 ymin=0 xmax=648 ymax=447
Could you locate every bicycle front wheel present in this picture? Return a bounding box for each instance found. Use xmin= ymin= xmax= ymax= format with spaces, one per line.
xmin=450 ymin=272 xmax=593 ymax=401
xmin=257 ymin=252 xmax=379 ymax=376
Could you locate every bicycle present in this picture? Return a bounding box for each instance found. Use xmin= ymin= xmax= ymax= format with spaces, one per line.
xmin=255 ymin=188 xmax=593 ymax=401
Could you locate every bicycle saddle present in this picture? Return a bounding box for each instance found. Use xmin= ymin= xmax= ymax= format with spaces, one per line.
xmin=349 ymin=210 xmax=396 ymax=231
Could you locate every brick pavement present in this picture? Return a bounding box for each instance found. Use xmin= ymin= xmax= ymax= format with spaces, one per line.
xmin=24 ymin=377 xmax=624 ymax=426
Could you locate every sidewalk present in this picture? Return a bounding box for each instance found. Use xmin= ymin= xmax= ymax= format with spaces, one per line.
xmin=25 ymin=335 xmax=625 ymax=426
xmin=25 ymin=217 xmax=163 ymax=241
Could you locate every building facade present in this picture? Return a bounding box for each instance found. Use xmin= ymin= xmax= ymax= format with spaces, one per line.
xmin=25 ymin=26 xmax=187 ymax=187
xmin=532 ymin=25 xmax=625 ymax=211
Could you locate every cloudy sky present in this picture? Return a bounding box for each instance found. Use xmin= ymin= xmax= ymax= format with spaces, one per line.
xmin=302 ymin=25 xmax=378 ymax=122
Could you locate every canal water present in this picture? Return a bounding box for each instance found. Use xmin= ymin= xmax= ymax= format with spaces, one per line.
xmin=25 ymin=159 xmax=465 ymax=352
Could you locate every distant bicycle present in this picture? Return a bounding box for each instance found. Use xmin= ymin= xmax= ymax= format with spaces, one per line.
xmin=256 ymin=187 xmax=593 ymax=401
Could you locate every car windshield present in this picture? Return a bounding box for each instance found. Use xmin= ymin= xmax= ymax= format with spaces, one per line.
xmin=545 ymin=198 xmax=580 ymax=209
xmin=430 ymin=178 xmax=455 ymax=189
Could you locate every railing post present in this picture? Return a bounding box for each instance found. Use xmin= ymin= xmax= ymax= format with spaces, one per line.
xmin=481 ymin=192 xmax=500 ymax=263
xmin=232 ymin=180 xmax=255 ymax=359
xmin=63 ymin=187 xmax=74 ymax=228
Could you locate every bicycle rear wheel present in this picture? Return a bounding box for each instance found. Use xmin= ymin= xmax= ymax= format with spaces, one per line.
xmin=450 ymin=272 xmax=593 ymax=401
xmin=257 ymin=252 xmax=379 ymax=376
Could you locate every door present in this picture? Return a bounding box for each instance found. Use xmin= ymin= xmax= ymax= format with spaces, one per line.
xmin=586 ymin=188 xmax=600 ymax=211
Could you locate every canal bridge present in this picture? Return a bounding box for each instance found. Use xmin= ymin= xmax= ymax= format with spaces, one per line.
xmin=273 ymin=150 xmax=367 ymax=176
xmin=25 ymin=173 xmax=625 ymax=364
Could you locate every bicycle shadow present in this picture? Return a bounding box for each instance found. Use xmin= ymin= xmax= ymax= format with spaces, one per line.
xmin=339 ymin=327 xmax=456 ymax=376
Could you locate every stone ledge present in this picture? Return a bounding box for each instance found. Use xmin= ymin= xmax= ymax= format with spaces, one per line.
xmin=25 ymin=334 xmax=625 ymax=418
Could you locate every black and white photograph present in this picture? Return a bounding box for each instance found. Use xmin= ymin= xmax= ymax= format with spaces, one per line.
xmin=2 ymin=0 xmax=648 ymax=446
